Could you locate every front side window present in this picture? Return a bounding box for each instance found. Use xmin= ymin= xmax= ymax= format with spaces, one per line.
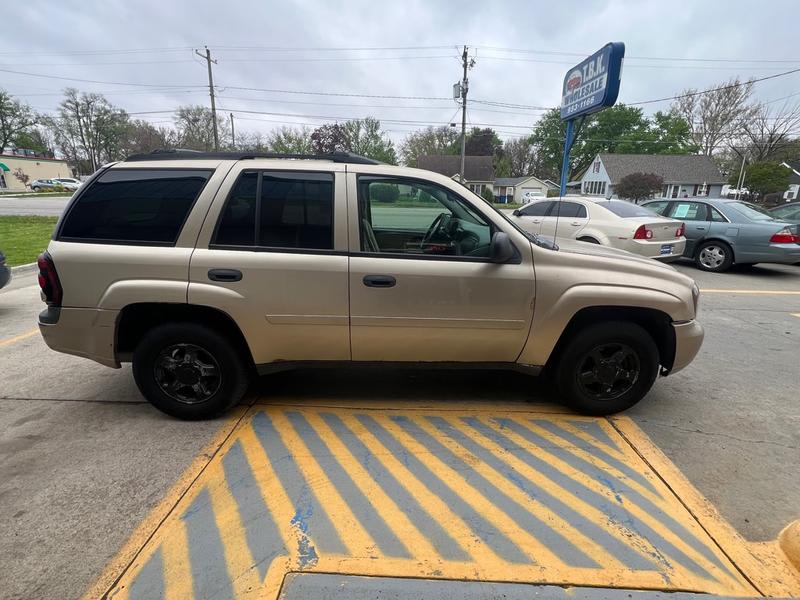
xmin=213 ymin=170 xmax=334 ymax=250
xmin=359 ymin=176 xmax=492 ymax=258
xmin=520 ymin=200 xmax=553 ymax=217
xmin=59 ymin=168 xmax=212 ymax=244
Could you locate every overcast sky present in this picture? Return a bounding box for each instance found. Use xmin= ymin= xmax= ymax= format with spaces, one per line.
xmin=2 ymin=0 xmax=800 ymax=145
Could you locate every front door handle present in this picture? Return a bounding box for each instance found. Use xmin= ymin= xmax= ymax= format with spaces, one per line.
xmin=208 ymin=268 xmax=242 ymax=282
xmin=363 ymin=274 xmax=396 ymax=288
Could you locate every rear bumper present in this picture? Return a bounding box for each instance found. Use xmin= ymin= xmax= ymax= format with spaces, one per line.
xmin=669 ymin=319 xmax=704 ymax=374
xmin=38 ymin=306 xmax=120 ymax=368
xmin=625 ymin=238 xmax=686 ymax=261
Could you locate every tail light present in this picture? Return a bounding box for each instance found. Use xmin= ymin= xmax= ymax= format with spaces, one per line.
xmin=769 ymin=227 xmax=800 ymax=244
xmin=675 ymin=223 xmax=685 ymax=237
xmin=37 ymin=252 xmax=62 ymax=306
xmin=633 ymin=225 xmax=654 ymax=240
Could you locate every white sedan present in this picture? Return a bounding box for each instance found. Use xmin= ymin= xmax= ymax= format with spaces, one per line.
xmin=509 ymin=198 xmax=687 ymax=261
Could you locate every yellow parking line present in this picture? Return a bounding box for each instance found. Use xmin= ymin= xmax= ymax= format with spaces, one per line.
xmin=479 ymin=417 xmax=745 ymax=589
xmin=162 ymin=520 xmax=194 ymax=600
xmin=271 ymin=411 xmax=378 ymax=558
xmin=303 ymin=412 xmax=441 ymax=559
xmin=205 ymin=472 xmax=262 ymax=598
xmin=0 ymin=328 xmax=38 ymax=347
xmin=700 ymin=289 xmax=800 ymax=295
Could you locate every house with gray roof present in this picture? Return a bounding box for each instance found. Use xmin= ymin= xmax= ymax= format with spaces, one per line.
xmin=416 ymin=155 xmax=495 ymax=196
xmin=579 ymin=153 xmax=726 ymax=201
xmin=493 ymin=175 xmax=552 ymax=204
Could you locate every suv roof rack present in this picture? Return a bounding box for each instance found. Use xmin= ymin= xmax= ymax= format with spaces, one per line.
xmin=124 ymin=149 xmax=381 ymax=165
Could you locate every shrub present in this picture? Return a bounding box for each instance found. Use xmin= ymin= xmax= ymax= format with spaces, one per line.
xmin=615 ymin=172 xmax=664 ymax=202
xmin=480 ymin=186 xmax=495 ymax=203
xmin=371 ymin=183 xmax=399 ymax=203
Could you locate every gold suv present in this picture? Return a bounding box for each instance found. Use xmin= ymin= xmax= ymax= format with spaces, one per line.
xmin=37 ymin=151 xmax=703 ymax=419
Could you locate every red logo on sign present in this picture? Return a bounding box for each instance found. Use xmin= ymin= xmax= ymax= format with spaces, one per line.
xmin=566 ymin=70 xmax=582 ymax=92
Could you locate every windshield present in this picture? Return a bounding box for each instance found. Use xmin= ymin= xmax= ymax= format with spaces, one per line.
xmin=597 ymin=200 xmax=659 ymax=218
xmin=727 ymin=201 xmax=775 ymax=221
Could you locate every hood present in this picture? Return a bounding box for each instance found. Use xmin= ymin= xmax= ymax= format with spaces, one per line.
xmin=555 ymin=239 xmax=677 ymax=270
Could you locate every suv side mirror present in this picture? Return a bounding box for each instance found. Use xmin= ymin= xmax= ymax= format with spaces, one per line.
xmin=512 ymin=209 xmax=521 ymax=216
xmin=490 ymin=231 xmax=515 ymax=263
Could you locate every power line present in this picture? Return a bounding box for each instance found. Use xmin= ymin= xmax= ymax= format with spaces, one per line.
xmin=221 ymin=85 xmax=450 ymax=101
xmin=628 ymin=66 xmax=800 ymax=105
xmin=0 ymin=66 xmax=204 ymax=88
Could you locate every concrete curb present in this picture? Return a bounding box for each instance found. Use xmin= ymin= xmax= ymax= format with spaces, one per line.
xmin=10 ymin=262 xmax=38 ymax=276
xmin=779 ymin=520 xmax=800 ymax=572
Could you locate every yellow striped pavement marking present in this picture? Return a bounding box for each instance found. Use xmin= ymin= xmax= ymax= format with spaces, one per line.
xmin=482 ymin=417 xmax=745 ymax=591
xmin=98 ymin=403 xmax=784 ymax=599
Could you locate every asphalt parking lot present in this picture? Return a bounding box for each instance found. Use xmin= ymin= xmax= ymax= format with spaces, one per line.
xmin=1 ymin=262 xmax=799 ymax=599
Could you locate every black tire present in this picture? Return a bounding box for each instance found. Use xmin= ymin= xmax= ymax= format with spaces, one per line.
xmin=554 ymin=321 xmax=659 ymax=415
xmin=695 ymin=240 xmax=733 ymax=272
xmin=132 ymin=323 xmax=250 ymax=420
xmin=32 ymin=186 xmax=40 ymax=192
xmin=577 ymin=237 xmax=601 ymax=244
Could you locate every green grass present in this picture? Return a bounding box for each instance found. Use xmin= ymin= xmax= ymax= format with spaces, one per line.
xmin=0 ymin=216 xmax=58 ymax=266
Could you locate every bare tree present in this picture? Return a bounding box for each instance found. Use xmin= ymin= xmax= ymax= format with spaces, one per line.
xmin=670 ymin=78 xmax=757 ymax=155
xmin=47 ymin=88 xmax=130 ymax=172
xmin=0 ymin=90 xmax=39 ymax=151
xmin=503 ymin=137 xmax=541 ymax=177
xmin=739 ymin=100 xmax=800 ymax=161
xmin=174 ymin=105 xmax=230 ymax=151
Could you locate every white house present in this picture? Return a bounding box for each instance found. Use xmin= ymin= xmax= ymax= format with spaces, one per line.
xmin=493 ymin=175 xmax=552 ymax=204
xmin=578 ymin=154 xmax=726 ymax=201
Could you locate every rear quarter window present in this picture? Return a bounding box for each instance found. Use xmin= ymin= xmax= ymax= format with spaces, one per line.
xmin=59 ymin=168 xmax=212 ymax=244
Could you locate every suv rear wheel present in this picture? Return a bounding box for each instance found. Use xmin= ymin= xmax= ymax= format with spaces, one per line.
xmin=132 ymin=323 xmax=250 ymax=420
xmin=554 ymin=321 xmax=659 ymax=415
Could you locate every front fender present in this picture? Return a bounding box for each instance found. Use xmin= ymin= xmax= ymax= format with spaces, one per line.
xmin=518 ymin=283 xmax=691 ymax=367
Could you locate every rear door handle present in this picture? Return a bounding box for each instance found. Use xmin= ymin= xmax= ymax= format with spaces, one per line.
xmin=363 ymin=275 xmax=396 ymax=288
xmin=695 ymin=226 xmax=706 ymax=231
xmin=208 ymin=268 xmax=242 ymax=282
xmin=570 ymin=221 xmax=581 ymax=226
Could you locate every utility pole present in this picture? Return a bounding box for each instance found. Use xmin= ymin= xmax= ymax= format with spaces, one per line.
xmin=195 ymin=46 xmax=219 ymax=151
xmin=230 ymin=112 xmax=235 ymax=149
xmin=457 ymin=46 xmax=474 ymax=184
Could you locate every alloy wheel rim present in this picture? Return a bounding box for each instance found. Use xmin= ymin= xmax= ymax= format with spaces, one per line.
xmin=153 ymin=343 xmax=222 ymax=405
xmin=576 ymin=342 xmax=640 ymax=402
xmin=699 ymin=246 xmax=725 ymax=269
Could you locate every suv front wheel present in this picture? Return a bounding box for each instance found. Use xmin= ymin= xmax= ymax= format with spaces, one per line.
xmin=132 ymin=323 xmax=250 ymax=420
xmin=554 ymin=321 xmax=659 ymax=415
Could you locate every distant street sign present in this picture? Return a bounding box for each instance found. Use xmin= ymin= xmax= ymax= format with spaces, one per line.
xmin=560 ymin=42 xmax=625 ymax=121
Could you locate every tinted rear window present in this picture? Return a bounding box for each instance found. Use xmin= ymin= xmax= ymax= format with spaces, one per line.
xmin=598 ymin=201 xmax=659 ymax=218
xmin=60 ymin=169 xmax=211 ymax=244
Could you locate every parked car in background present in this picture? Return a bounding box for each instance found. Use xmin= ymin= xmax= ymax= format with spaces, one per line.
xmin=508 ymin=198 xmax=686 ymax=261
xmin=768 ymin=202 xmax=800 ymax=223
xmin=30 ymin=179 xmax=68 ymax=192
xmin=0 ymin=250 xmax=10 ymax=289
xmin=642 ymin=198 xmax=800 ymax=272
xmin=53 ymin=178 xmax=82 ymax=191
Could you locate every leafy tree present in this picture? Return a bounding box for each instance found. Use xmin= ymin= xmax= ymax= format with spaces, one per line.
xmin=670 ymin=77 xmax=758 ymax=155
xmin=464 ymin=127 xmax=502 ymax=156
xmin=11 ymin=128 xmax=51 ymax=154
xmin=174 ymin=105 xmax=230 ymax=152
xmin=614 ymin=172 xmax=665 ymax=202
xmin=733 ymin=162 xmax=790 ymax=199
xmin=399 ymin=126 xmax=459 ymax=166
xmin=0 ymin=90 xmax=38 ymax=151
xmin=343 ymin=117 xmax=396 ymax=164
xmin=530 ymin=105 xmax=698 ymax=182
xmin=310 ymin=123 xmax=348 ymax=154
xmin=46 ymin=88 xmax=130 ymax=172
xmin=266 ymin=126 xmax=312 ymax=154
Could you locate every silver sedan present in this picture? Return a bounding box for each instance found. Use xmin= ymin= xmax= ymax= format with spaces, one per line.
xmin=641 ymin=198 xmax=800 ymax=272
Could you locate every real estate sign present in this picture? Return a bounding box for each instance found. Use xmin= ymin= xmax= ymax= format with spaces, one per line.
xmin=560 ymin=42 xmax=625 ymax=120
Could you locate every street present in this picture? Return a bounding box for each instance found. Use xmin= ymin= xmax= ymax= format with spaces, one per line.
xmin=0 ymin=195 xmax=72 ymax=216
xmin=1 ymin=262 xmax=799 ymax=598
